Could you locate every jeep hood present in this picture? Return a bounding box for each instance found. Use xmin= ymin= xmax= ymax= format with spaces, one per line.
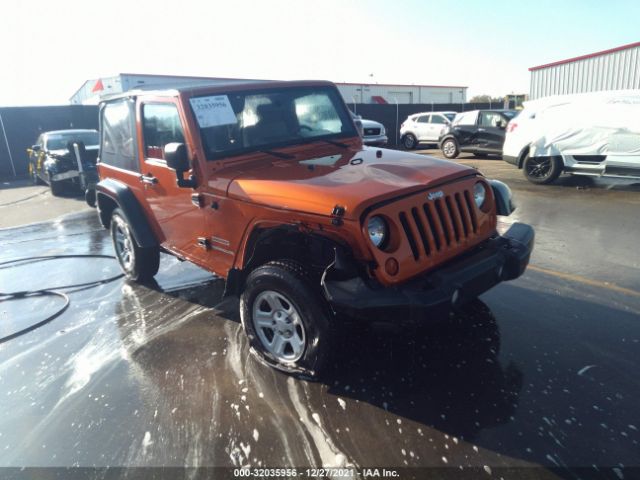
xmin=221 ymin=147 xmax=476 ymax=220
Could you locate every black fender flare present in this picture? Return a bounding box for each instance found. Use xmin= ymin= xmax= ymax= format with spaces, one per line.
xmin=95 ymin=178 xmax=159 ymax=248
xmin=488 ymin=179 xmax=515 ymax=216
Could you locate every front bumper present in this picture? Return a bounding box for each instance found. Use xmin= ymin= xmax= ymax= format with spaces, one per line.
xmin=323 ymin=222 xmax=534 ymax=322
xmin=363 ymin=135 xmax=388 ymax=146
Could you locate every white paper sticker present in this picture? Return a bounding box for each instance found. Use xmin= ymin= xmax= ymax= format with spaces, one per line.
xmin=189 ymin=95 xmax=237 ymax=128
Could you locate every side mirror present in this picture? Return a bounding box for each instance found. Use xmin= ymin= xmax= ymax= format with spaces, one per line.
xmin=164 ymin=142 xmax=196 ymax=189
xmin=164 ymin=143 xmax=189 ymax=172
xmin=31 ymin=145 xmax=41 ymax=152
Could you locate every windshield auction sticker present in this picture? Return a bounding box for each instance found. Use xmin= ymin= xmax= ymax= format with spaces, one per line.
xmin=190 ymin=95 xmax=237 ymax=128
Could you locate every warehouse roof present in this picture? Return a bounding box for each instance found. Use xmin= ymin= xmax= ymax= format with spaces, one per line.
xmin=529 ymin=41 xmax=640 ymax=71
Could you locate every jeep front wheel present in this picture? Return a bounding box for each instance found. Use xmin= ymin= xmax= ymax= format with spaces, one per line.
xmin=240 ymin=260 xmax=332 ymax=378
xmin=110 ymin=208 xmax=160 ymax=282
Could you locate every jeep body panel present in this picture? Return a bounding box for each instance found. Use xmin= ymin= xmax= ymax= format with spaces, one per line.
xmin=95 ymin=80 xmax=516 ymax=288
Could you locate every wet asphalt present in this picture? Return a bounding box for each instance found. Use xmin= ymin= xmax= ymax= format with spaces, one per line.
xmin=0 ymin=157 xmax=639 ymax=479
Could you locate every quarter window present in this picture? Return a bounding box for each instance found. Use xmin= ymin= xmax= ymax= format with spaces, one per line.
xmin=101 ymin=99 xmax=138 ymax=171
xmin=142 ymin=104 xmax=185 ymax=160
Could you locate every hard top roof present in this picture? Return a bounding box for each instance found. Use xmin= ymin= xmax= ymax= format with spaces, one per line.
xmin=44 ymin=129 xmax=98 ymax=136
xmin=100 ymin=79 xmax=336 ymax=103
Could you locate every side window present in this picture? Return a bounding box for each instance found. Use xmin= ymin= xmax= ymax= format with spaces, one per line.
xmin=453 ymin=111 xmax=479 ymax=126
xmin=142 ymin=103 xmax=185 ymax=160
xmin=417 ymin=115 xmax=430 ymax=123
xmin=479 ymin=111 xmax=504 ymax=127
xmin=430 ymin=115 xmax=446 ymax=124
xmin=101 ymin=99 xmax=138 ymax=171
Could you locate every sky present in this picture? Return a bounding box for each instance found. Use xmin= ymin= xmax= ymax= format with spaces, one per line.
xmin=0 ymin=0 xmax=638 ymax=106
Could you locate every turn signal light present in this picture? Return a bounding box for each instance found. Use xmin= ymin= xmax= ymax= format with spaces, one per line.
xmin=385 ymin=258 xmax=399 ymax=276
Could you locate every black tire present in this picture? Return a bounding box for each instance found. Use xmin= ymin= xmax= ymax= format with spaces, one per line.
xmin=402 ymin=133 xmax=418 ymax=150
xmin=522 ymin=154 xmax=562 ymax=185
xmin=240 ymin=260 xmax=333 ymax=378
xmin=441 ymin=138 xmax=459 ymax=159
xmin=48 ymin=174 xmax=64 ymax=196
xmin=110 ymin=208 xmax=160 ymax=282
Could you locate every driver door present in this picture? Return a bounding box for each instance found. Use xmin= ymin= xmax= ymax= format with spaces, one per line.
xmin=137 ymin=99 xmax=211 ymax=265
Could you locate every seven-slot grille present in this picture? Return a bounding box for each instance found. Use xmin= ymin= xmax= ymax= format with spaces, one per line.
xmin=397 ymin=190 xmax=479 ymax=261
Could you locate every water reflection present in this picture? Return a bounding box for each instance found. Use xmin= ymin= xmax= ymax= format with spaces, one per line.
xmin=113 ymin=280 xmax=522 ymax=467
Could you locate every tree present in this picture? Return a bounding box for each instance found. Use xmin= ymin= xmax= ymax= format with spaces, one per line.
xmin=469 ymin=95 xmax=503 ymax=104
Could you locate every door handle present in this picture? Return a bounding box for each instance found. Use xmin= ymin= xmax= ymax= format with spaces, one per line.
xmin=140 ymin=174 xmax=158 ymax=185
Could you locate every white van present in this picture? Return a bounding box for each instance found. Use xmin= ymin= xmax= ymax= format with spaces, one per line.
xmin=503 ymin=90 xmax=640 ymax=184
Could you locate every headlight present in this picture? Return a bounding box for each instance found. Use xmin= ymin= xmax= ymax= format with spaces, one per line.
xmin=380 ymin=125 xmax=386 ymax=135
xmin=473 ymin=182 xmax=487 ymax=208
xmin=367 ymin=216 xmax=388 ymax=248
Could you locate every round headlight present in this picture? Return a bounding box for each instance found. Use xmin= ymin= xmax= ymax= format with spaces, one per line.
xmin=367 ymin=216 xmax=388 ymax=248
xmin=473 ymin=182 xmax=487 ymax=208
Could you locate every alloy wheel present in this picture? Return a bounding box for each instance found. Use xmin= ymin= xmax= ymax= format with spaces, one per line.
xmin=113 ymin=219 xmax=134 ymax=271
xmin=526 ymin=157 xmax=552 ymax=179
xmin=252 ymin=290 xmax=306 ymax=363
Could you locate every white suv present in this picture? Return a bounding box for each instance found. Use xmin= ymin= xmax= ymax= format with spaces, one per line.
xmin=400 ymin=111 xmax=456 ymax=149
xmin=503 ymin=90 xmax=640 ymax=184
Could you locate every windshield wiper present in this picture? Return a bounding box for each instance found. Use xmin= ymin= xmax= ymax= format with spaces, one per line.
xmin=258 ymin=149 xmax=295 ymax=160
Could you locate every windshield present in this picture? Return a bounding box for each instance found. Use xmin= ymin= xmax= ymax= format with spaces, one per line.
xmin=444 ymin=113 xmax=456 ymax=121
xmin=46 ymin=131 xmax=99 ymax=150
xmin=190 ymin=86 xmax=357 ymax=159
xmin=502 ymin=111 xmax=517 ymax=119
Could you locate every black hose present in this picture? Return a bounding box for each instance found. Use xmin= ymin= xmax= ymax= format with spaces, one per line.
xmin=0 ymin=254 xmax=124 ymax=344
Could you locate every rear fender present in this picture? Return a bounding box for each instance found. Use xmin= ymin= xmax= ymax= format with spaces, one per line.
xmin=95 ymin=178 xmax=159 ymax=248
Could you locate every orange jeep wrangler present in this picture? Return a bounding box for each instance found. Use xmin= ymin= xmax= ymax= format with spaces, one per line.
xmin=91 ymin=80 xmax=534 ymax=377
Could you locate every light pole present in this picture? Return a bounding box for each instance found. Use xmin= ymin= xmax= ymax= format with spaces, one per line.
xmin=393 ymin=97 xmax=399 ymax=146
xmin=352 ymin=96 xmax=357 ymax=115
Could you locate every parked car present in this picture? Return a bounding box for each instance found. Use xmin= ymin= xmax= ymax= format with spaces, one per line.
xmin=400 ymin=111 xmax=457 ymax=149
xmin=438 ymin=110 xmax=517 ymax=159
xmin=351 ymin=112 xmax=387 ymax=146
xmin=27 ymin=129 xmax=99 ymax=195
xmin=90 ymin=80 xmax=533 ymax=377
xmin=503 ymin=90 xmax=640 ymax=184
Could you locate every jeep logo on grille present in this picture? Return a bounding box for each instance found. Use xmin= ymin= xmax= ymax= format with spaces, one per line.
xmin=427 ymin=190 xmax=444 ymax=200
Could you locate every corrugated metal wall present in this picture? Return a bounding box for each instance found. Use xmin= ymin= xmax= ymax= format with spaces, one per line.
xmin=530 ymin=45 xmax=640 ymax=99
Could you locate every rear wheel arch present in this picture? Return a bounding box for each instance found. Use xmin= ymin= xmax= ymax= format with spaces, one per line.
xmin=95 ymin=179 xmax=159 ymax=248
xmin=517 ymin=146 xmax=531 ymax=169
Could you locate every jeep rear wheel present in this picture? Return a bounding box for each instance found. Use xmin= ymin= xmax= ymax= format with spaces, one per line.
xmin=523 ymin=154 xmax=562 ymax=184
xmin=442 ymin=138 xmax=459 ymax=159
xmin=240 ymin=260 xmax=333 ymax=378
xmin=110 ymin=208 xmax=160 ymax=282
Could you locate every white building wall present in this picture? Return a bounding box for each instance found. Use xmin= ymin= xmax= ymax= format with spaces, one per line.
xmin=530 ymin=45 xmax=640 ymax=99
xmin=336 ymin=84 xmax=466 ymax=104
